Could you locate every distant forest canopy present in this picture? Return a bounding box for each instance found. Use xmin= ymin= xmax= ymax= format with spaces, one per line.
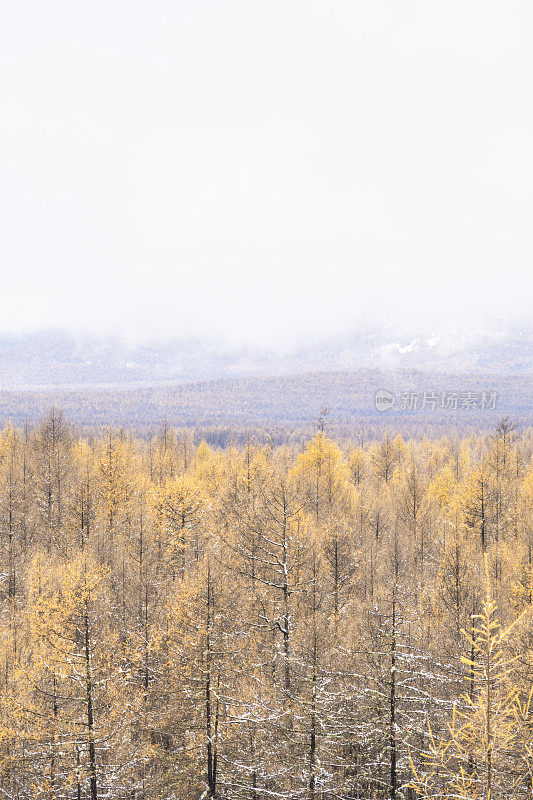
xmin=0 ymin=321 xmax=531 ymax=390
xmin=0 ymin=368 xmax=530 ymax=444
xmin=0 ymin=412 xmax=533 ymax=798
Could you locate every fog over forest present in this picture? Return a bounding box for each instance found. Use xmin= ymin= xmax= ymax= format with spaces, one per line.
xmin=1 ymin=2 xmax=532 ymax=798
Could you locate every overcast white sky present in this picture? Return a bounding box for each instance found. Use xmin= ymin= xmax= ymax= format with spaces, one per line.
xmin=1 ymin=1 xmax=532 ymax=346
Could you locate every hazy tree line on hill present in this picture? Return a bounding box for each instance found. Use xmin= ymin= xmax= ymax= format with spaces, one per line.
xmin=0 ymin=368 xmax=530 ymax=440
xmin=0 ymin=411 xmax=533 ymax=799
xmin=0 ymin=326 xmax=530 ymax=391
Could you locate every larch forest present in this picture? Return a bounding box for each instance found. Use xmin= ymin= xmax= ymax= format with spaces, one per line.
xmin=0 ymin=410 xmax=532 ymax=800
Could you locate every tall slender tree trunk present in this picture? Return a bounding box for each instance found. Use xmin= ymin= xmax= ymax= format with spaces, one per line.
xmin=309 ymin=554 xmax=318 ymax=800
xmin=50 ymin=672 xmax=58 ymax=798
xmin=84 ymin=610 xmax=98 ymax=800
xmin=390 ymin=592 xmax=397 ymax=800
xmin=206 ymin=562 xmax=217 ymax=798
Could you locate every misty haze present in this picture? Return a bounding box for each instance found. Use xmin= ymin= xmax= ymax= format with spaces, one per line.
xmin=0 ymin=3 xmax=531 ymax=800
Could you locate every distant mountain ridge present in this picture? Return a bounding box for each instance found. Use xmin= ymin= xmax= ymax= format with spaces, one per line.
xmin=0 ymin=321 xmax=531 ymax=390
xmin=0 ymin=368 xmax=530 ymax=443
